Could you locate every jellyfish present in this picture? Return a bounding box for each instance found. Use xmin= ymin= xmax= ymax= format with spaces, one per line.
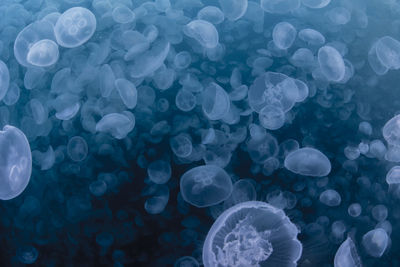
xmin=203 ymin=201 xmax=302 ymax=266
xmin=0 ymin=60 xmax=10 ymax=102
xmin=272 ymin=22 xmax=297 ymax=50
xmin=301 ymin=0 xmax=331 ymax=9
xmin=361 ymin=228 xmax=388 ymax=258
xmin=0 ymin=125 xmax=32 ymax=200
xmin=54 ymin=7 xmax=97 ymax=48
xmin=184 ymin=20 xmax=219 ymax=49
xmin=382 ymin=114 xmax=400 ymax=147
xmin=218 ymin=0 xmax=248 ymax=21
xmin=197 ymin=6 xmax=225 ymax=25
xmin=67 ymin=136 xmax=88 ymax=162
xmin=174 ymin=256 xmax=199 ymax=267
xmin=334 ymin=237 xmax=362 ymax=267
xmin=26 ymin=39 xmax=59 ymax=67
xmin=202 ymin=82 xmax=230 ymax=120
xmin=318 ymin=46 xmax=346 ymax=82
xmin=284 ymin=147 xmax=331 ymax=177
xmin=115 ymin=78 xmax=138 ymax=109
xmin=260 ymin=0 xmax=300 ymax=14
xmin=180 ymin=165 xmax=233 ymax=208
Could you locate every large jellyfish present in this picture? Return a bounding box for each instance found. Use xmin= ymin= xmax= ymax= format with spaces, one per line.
xmin=334 ymin=237 xmax=362 ymax=267
xmin=54 ymin=7 xmax=97 ymax=48
xmin=284 ymin=147 xmax=331 ymax=177
xmin=203 ymin=201 xmax=302 ymax=266
xmin=0 ymin=125 xmax=32 ymax=200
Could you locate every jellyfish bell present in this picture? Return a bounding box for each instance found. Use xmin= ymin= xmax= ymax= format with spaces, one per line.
xmin=203 ymin=201 xmax=302 ymax=267
xmin=0 ymin=125 xmax=32 ymax=200
xmin=334 ymin=237 xmax=362 ymax=267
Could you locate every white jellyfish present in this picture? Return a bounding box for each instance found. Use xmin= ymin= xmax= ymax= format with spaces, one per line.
xmin=180 ymin=165 xmax=233 ymax=208
xmin=334 ymin=237 xmax=362 ymax=267
xmin=203 ymin=201 xmax=302 ymax=266
xmin=202 ymin=82 xmax=230 ymax=120
xmin=0 ymin=60 xmax=10 ymax=102
xmin=318 ymin=46 xmax=345 ymax=82
xmin=0 ymin=125 xmax=32 ymax=200
xmin=319 ymin=189 xmax=341 ymax=207
xmin=272 ymin=22 xmax=297 ymax=50
xmin=197 ymin=6 xmax=225 ymax=25
xmin=115 ymin=78 xmax=138 ymax=109
xmin=361 ymin=228 xmax=388 ymax=258
xmin=284 ymin=147 xmax=331 ymax=177
xmin=184 ymin=20 xmax=219 ymax=49
xmin=67 ymin=136 xmax=88 ymax=162
xmin=218 ymin=0 xmax=248 ymax=21
xmin=26 ymin=39 xmax=59 ymax=67
xmin=95 ymin=112 xmax=135 ymax=139
xmin=54 ymin=7 xmax=97 ymax=48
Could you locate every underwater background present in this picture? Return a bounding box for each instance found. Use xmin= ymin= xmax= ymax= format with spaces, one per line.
xmin=1 ymin=0 xmax=400 ymax=266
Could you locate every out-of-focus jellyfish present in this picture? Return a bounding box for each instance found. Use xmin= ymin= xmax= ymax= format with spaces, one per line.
xmin=284 ymin=147 xmax=331 ymax=177
xmin=318 ymin=46 xmax=345 ymax=82
xmin=174 ymin=256 xmax=200 ymax=267
xmin=26 ymin=39 xmax=59 ymax=67
xmin=89 ymin=180 xmax=107 ymax=197
xmin=144 ymin=184 xmax=170 ymax=214
xmin=184 ymin=20 xmax=219 ymax=49
xmin=218 ymin=0 xmax=248 ymax=21
xmin=361 ymin=228 xmax=388 ymax=258
xmin=320 ymin=189 xmax=341 ymax=207
xmin=0 ymin=60 xmax=10 ymax=102
xmin=375 ymin=36 xmax=400 ymax=70
xmin=16 ymin=245 xmax=39 ymax=264
xmin=260 ymin=0 xmax=300 ymax=14
xmin=301 ymin=0 xmax=330 ymax=8
xmin=386 ymin=166 xmax=400 ymax=184
xmin=203 ymin=201 xmax=302 ymax=266
xmin=170 ymin=133 xmax=193 ymax=158
xmin=383 ymin=114 xmax=400 ymax=147
xmin=115 ymin=78 xmax=138 ymax=109
xmin=327 ymin=7 xmax=351 ymax=25
xmin=298 ymin=29 xmax=325 ymax=46
xmin=334 ymin=237 xmax=362 ymax=267
xmin=202 ymin=82 xmax=230 ymax=121
xmin=67 ymin=136 xmax=88 ymax=162
xmin=147 ymin=160 xmax=172 ymax=184
xmin=95 ymin=112 xmax=135 ymax=139
xmin=54 ymin=7 xmax=97 ymax=48
xmin=197 ymin=6 xmax=225 ymax=25
xmin=272 ymin=22 xmax=297 ymax=50
xmin=180 ymin=165 xmax=233 ymax=208
xmin=112 ymin=5 xmax=135 ymax=24
xmin=348 ymin=203 xmax=362 ymax=217
xmin=0 ymin=125 xmax=32 ymax=200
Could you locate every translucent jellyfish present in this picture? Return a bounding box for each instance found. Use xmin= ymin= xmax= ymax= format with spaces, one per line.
xmin=0 ymin=125 xmax=32 ymax=200
xmin=180 ymin=165 xmax=233 ymax=208
xmin=272 ymin=22 xmax=297 ymax=50
xmin=54 ymin=7 xmax=97 ymax=48
xmin=372 ymin=205 xmax=388 ymax=222
xmin=386 ymin=166 xmax=400 ymax=184
xmin=290 ymin=48 xmax=316 ymax=69
xmin=368 ymin=41 xmax=389 ymax=75
xmin=170 ymin=134 xmax=193 ymax=158
xmin=99 ymin=64 xmax=115 ymax=98
xmin=361 ymin=228 xmax=388 ymax=258
xmin=382 ymin=114 xmax=400 ymax=147
xmin=89 ymin=180 xmax=107 ymax=197
xmin=301 ymin=0 xmax=330 ymax=8
xmin=128 ymin=39 xmax=170 ymax=78
xmin=202 ymin=82 xmax=230 ymax=120
xmin=147 ymin=160 xmax=172 ymax=184
xmin=318 ymin=46 xmax=345 ymax=82
xmin=348 ymin=203 xmax=362 ymax=217
xmin=375 ymin=36 xmax=400 ymax=70
xmin=197 ymin=6 xmax=225 ymax=25
xmin=67 ymin=136 xmax=88 ymax=162
xmin=260 ymin=0 xmax=300 ymax=14
xmin=112 ymin=5 xmax=135 ymax=24
xmin=95 ymin=112 xmax=135 ymax=140
xmin=14 ymin=20 xmax=56 ymax=67
xmin=259 ymin=104 xmax=286 ymax=130
xmin=115 ymin=78 xmax=138 ymax=109
xmin=327 ymin=7 xmax=351 ymax=25
xmin=334 ymin=237 xmax=362 ymax=267
xmin=218 ymin=0 xmax=248 ymax=21
xmin=176 ymin=89 xmax=196 ymax=112
xmin=184 ymin=20 xmax=219 ymax=49
xmin=16 ymin=245 xmax=39 ymax=264
xmin=284 ymin=147 xmax=331 ymax=177
xmin=0 ymin=60 xmax=10 ymax=102
xmin=174 ymin=51 xmax=192 ymax=69
xmin=174 ymin=256 xmax=199 ymax=267
xmin=298 ymin=29 xmax=325 ymax=46
xmin=26 ymin=39 xmax=59 ymax=67
xmin=319 ymin=189 xmax=341 ymax=207
xmin=144 ymin=184 xmax=169 ymax=214
xmin=203 ymin=201 xmax=302 ymax=266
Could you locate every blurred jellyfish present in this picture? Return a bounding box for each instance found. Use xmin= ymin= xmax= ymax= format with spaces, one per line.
xmin=203 ymin=201 xmax=302 ymax=266
xmin=318 ymin=46 xmax=345 ymax=82
xmin=147 ymin=160 xmax=172 ymax=184
xmin=0 ymin=125 xmax=32 ymax=200
xmin=184 ymin=20 xmax=219 ymax=48
xmin=67 ymin=136 xmax=88 ymax=162
xmin=386 ymin=166 xmax=400 ymax=184
xmin=180 ymin=165 xmax=232 ymax=208
xmin=54 ymin=7 xmax=97 ymax=48
xmin=334 ymin=237 xmax=362 ymax=267
xmin=174 ymin=256 xmax=200 ymax=267
xmin=361 ymin=228 xmax=388 ymax=258
xmin=320 ymin=189 xmax=341 ymax=207
xmin=382 ymin=114 xmax=400 ymax=147
xmin=284 ymin=147 xmax=331 ymax=177
xmin=16 ymin=245 xmax=39 ymax=264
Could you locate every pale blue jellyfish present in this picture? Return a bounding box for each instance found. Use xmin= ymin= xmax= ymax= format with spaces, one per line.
xmin=318 ymin=46 xmax=346 ymax=82
xmin=361 ymin=228 xmax=388 ymax=258
xmin=0 ymin=60 xmax=10 ymax=102
xmin=54 ymin=7 xmax=96 ymax=48
xmin=67 ymin=136 xmax=88 ymax=162
xmin=334 ymin=237 xmax=362 ymax=267
xmin=203 ymin=201 xmax=302 ymax=266
xmin=0 ymin=125 xmax=32 ymax=200
xmin=16 ymin=245 xmax=39 ymax=264
xmin=26 ymin=39 xmax=59 ymax=67
xmin=184 ymin=20 xmax=219 ymax=49
xmin=284 ymin=147 xmax=331 ymax=177
xmin=180 ymin=165 xmax=233 ymax=208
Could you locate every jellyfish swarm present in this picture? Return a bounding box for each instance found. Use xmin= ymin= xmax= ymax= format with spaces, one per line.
xmin=0 ymin=125 xmax=32 ymax=200
xmin=203 ymin=201 xmax=302 ymax=267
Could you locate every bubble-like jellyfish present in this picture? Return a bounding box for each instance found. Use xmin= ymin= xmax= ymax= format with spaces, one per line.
xmin=301 ymin=0 xmax=330 ymax=9
xmin=26 ymin=39 xmax=59 ymax=67
xmin=0 ymin=60 xmax=10 ymax=102
xmin=0 ymin=125 xmax=32 ymax=200
xmin=174 ymin=256 xmax=199 ymax=267
xmin=318 ymin=46 xmax=345 ymax=82
xmin=334 ymin=237 xmax=362 ymax=267
xmin=14 ymin=19 xmax=56 ymax=67
xmin=284 ymin=147 xmax=331 ymax=177
xmin=16 ymin=245 xmax=39 ymax=264
xmin=197 ymin=6 xmax=225 ymax=25
xmin=203 ymin=201 xmax=302 ymax=266
xmin=54 ymin=7 xmax=97 ymax=48
xmin=180 ymin=165 xmax=233 ymax=208
xmin=218 ymin=0 xmax=248 ymax=21
xmin=67 ymin=136 xmax=88 ymax=162
xmin=184 ymin=20 xmax=219 ymax=49
xmin=202 ymin=82 xmax=230 ymax=120
xmin=383 ymin=114 xmax=400 ymax=147
xmin=361 ymin=228 xmax=388 ymax=258
xmin=272 ymin=22 xmax=297 ymax=50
